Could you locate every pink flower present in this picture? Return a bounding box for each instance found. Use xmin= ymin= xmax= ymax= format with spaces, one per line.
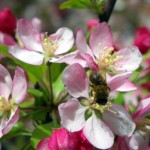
xmin=58 ymin=63 xmax=135 ymax=149
xmin=76 ymin=22 xmax=142 ymax=74
xmin=37 ymin=128 xmax=94 ymax=150
xmin=9 ymin=19 xmax=74 ymax=65
xmin=87 ymin=19 xmax=99 ymax=32
xmin=0 ymin=8 xmax=16 ymax=36
xmin=0 ymin=64 xmax=27 ymax=137
xmin=134 ymin=27 xmax=150 ymax=54
xmin=117 ymin=97 xmax=150 ymax=150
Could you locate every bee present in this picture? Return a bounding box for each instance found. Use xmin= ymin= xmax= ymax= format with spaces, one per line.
xmin=89 ymin=72 xmax=110 ymax=105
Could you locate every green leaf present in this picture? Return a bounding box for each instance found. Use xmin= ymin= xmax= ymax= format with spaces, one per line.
xmin=28 ymin=89 xmax=43 ymax=98
xmin=31 ymin=122 xmax=60 ymax=148
xmin=130 ymin=68 xmax=141 ymax=81
xmin=0 ymin=122 xmax=31 ymax=141
xmin=60 ymin=0 xmax=92 ymax=9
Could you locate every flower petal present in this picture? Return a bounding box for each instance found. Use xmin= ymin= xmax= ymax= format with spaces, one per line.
xmin=0 ymin=107 xmax=19 ymax=138
xmin=90 ymin=22 xmax=113 ymax=58
xmin=52 ymin=27 xmax=74 ymax=55
xmin=17 ymin=19 xmax=43 ymax=52
xmin=83 ymin=113 xmax=114 ymax=149
xmin=116 ymin=81 xmax=137 ymax=92
xmin=37 ymin=138 xmax=49 ymax=150
xmin=9 ymin=46 xmax=44 ymax=65
xmin=116 ymin=46 xmax=142 ymax=72
xmin=107 ymin=72 xmax=132 ymax=92
xmin=103 ymin=103 xmax=135 ymax=136
xmin=58 ymin=98 xmax=87 ymax=132
xmin=12 ymin=67 xmax=27 ymax=104
xmin=50 ymin=50 xmax=87 ymax=67
xmin=0 ymin=64 xmax=12 ymax=100
xmin=62 ymin=63 xmax=89 ymax=98
xmin=133 ymin=97 xmax=150 ymax=119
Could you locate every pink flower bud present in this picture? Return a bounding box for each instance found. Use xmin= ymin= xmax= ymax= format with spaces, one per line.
xmin=134 ymin=27 xmax=150 ymax=54
xmin=0 ymin=8 xmax=16 ymax=36
xmin=87 ymin=19 xmax=99 ymax=32
xmin=37 ymin=128 xmax=94 ymax=150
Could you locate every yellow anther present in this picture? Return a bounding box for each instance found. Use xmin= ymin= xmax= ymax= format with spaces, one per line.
xmin=0 ymin=97 xmax=12 ymax=112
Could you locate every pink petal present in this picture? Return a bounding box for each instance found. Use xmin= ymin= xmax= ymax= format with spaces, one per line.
xmin=58 ymin=98 xmax=87 ymax=132
xmin=17 ymin=19 xmax=43 ymax=52
xmin=52 ymin=27 xmax=74 ymax=55
xmin=37 ymin=138 xmax=49 ymax=150
xmin=76 ymin=29 xmax=98 ymax=71
xmin=0 ymin=64 xmax=12 ymax=100
xmin=0 ymin=32 xmax=16 ymax=46
xmin=107 ymin=72 xmax=132 ymax=92
xmin=90 ymin=22 xmax=113 ymax=58
xmin=50 ymin=50 xmax=87 ymax=67
xmin=62 ymin=63 xmax=89 ymax=98
xmin=133 ymin=97 xmax=150 ymax=119
xmin=9 ymin=46 xmax=44 ymax=65
xmin=83 ymin=113 xmax=114 ymax=149
xmin=103 ymin=104 xmax=135 ymax=136
xmin=12 ymin=67 xmax=27 ymax=104
xmin=116 ymin=81 xmax=137 ymax=92
xmin=0 ymin=107 xmax=19 ymax=138
xmin=76 ymin=29 xmax=94 ymax=57
xmin=116 ymin=46 xmax=142 ymax=72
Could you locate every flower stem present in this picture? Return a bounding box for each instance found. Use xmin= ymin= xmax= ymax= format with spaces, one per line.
xmin=99 ymin=0 xmax=117 ymax=22
xmin=47 ymin=62 xmax=54 ymax=104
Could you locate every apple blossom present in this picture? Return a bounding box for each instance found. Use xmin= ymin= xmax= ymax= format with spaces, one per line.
xmin=9 ymin=19 xmax=74 ymax=65
xmin=58 ymin=63 xmax=136 ymax=149
xmin=117 ymin=97 xmax=150 ymax=150
xmin=76 ymin=22 xmax=142 ymax=76
xmin=0 ymin=64 xmax=27 ymax=137
xmin=87 ymin=19 xmax=99 ymax=32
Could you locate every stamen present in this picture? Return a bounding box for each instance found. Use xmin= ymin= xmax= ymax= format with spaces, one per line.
xmin=0 ymin=96 xmax=12 ymax=112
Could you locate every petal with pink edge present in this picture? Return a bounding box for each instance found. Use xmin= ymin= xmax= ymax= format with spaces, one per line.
xmin=62 ymin=63 xmax=89 ymax=98
xmin=133 ymin=97 xmax=150 ymax=119
xmin=90 ymin=22 xmax=113 ymax=58
xmin=0 ymin=107 xmax=19 ymax=138
xmin=76 ymin=29 xmax=94 ymax=57
xmin=9 ymin=46 xmax=44 ymax=65
xmin=37 ymin=138 xmax=49 ymax=150
xmin=116 ymin=81 xmax=137 ymax=92
xmin=83 ymin=113 xmax=114 ymax=149
xmin=17 ymin=19 xmax=43 ymax=52
xmin=107 ymin=72 xmax=132 ymax=92
xmin=58 ymin=98 xmax=87 ymax=132
xmin=50 ymin=51 xmax=87 ymax=67
xmin=12 ymin=67 xmax=27 ymax=104
xmin=116 ymin=46 xmax=142 ymax=72
xmin=103 ymin=104 xmax=135 ymax=136
xmin=0 ymin=64 xmax=12 ymax=100
xmin=52 ymin=27 xmax=74 ymax=55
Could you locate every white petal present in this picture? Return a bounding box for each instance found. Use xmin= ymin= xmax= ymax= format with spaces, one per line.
xmin=0 ymin=64 xmax=12 ymax=100
xmin=116 ymin=46 xmax=142 ymax=72
xmin=17 ymin=19 xmax=43 ymax=52
xmin=83 ymin=113 xmax=114 ymax=149
xmin=12 ymin=67 xmax=27 ymax=104
xmin=53 ymin=27 xmax=74 ymax=55
xmin=58 ymin=98 xmax=87 ymax=132
xmin=103 ymin=103 xmax=135 ymax=136
xmin=9 ymin=46 xmax=44 ymax=65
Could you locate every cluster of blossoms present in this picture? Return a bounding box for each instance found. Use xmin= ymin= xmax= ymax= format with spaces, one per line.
xmin=0 ymin=7 xmax=150 ymax=150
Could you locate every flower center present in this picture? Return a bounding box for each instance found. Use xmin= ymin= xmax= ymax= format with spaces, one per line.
xmin=42 ymin=33 xmax=59 ymax=57
xmin=0 ymin=96 xmax=12 ymax=113
xmin=98 ymin=47 xmax=122 ymax=73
